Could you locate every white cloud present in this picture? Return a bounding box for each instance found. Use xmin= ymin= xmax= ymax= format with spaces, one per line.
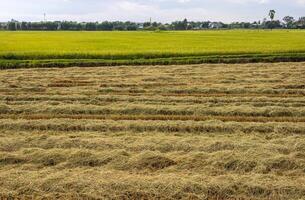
xmin=224 ymin=0 xmax=269 ymax=4
xmin=0 ymin=0 xmax=304 ymax=22
xmin=296 ymin=0 xmax=305 ymax=4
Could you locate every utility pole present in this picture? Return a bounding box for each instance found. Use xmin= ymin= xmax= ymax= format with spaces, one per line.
xmin=44 ymin=13 xmax=46 ymax=22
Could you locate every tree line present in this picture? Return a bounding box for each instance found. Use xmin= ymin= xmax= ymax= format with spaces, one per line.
xmin=1 ymin=11 xmax=305 ymax=31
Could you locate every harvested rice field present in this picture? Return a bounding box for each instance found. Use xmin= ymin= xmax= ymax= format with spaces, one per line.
xmin=0 ymin=62 xmax=305 ymax=199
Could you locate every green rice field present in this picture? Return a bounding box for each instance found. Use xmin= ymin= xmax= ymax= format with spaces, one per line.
xmin=1 ymin=30 xmax=305 ymax=68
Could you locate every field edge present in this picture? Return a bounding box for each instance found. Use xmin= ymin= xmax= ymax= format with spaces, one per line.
xmin=1 ymin=52 xmax=305 ymax=69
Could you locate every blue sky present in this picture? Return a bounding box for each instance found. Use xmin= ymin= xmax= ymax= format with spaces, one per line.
xmin=0 ymin=0 xmax=304 ymax=22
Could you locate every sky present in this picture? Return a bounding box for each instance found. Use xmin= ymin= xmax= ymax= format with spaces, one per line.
xmin=0 ymin=0 xmax=305 ymax=23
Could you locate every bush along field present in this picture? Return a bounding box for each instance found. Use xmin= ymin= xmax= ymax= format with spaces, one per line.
xmin=0 ymin=62 xmax=305 ymax=199
xmin=1 ymin=30 xmax=305 ymax=68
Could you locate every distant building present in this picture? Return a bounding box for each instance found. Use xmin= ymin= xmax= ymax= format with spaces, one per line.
xmin=56 ymin=22 xmax=62 ymax=30
xmin=209 ymin=22 xmax=223 ymax=29
xmin=0 ymin=22 xmax=8 ymax=30
xmin=137 ymin=23 xmax=144 ymax=29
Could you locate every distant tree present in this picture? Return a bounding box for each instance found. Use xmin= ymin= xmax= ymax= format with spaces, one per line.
xmin=201 ymin=21 xmax=210 ymax=29
xmin=187 ymin=23 xmax=193 ymax=30
xmin=4 ymin=14 xmax=305 ymax=31
xmin=143 ymin=22 xmax=151 ymax=28
xmin=252 ymin=21 xmax=259 ymax=29
xmin=183 ymin=18 xmax=188 ymax=30
xmin=125 ymin=21 xmax=138 ymax=31
xmin=20 ymin=22 xmax=28 ymax=30
xmin=264 ymin=20 xmax=281 ymax=29
xmin=8 ymin=20 xmax=17 ymax=31
xmin=158 ymin=24 xmax=167 ymax=31
xmin=113 ymin=22 xmax=125 ymax=31
xmin=60 ymin=21 xmax=82 ymax=30
xmin=266 ymin=10 xmax=277 ymax=30
xmin=97 ymin=21 xmax=114 ymax=31
xmin=269 ymin=10 xmax=276 ymax=21
xmin=296 ymin=17 xmax=305 ymax=29
xmin=283 ymin=16 xmax=295 ymax=28
xmin=85 ymin=22 xmax=97 ymax=31
xmin=152 ymin=22 xmax=159 ymax=27
xmin=45 ymin=22 xmax=59 ymax=30
xmin=171 ymin=19 xmax=188 ymax=30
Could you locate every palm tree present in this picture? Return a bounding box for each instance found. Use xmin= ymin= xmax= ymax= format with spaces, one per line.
xmin=269 ymin=10 xmax=276 ymax=21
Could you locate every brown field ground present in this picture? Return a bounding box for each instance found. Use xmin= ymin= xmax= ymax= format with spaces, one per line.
xmin=0 ymin=62 xmax=305 ymax=199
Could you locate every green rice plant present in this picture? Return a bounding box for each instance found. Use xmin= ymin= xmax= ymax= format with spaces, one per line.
xmin=1 ymin=30 xmax=305 ymax=68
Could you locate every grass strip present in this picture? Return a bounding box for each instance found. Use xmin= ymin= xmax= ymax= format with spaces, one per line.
xmin=1 ymin=53 xmax=305 ymax=69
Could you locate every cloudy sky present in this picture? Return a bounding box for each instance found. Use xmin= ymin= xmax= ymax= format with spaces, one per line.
xmin=0 ymin=0 xmax=304 ymax=23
